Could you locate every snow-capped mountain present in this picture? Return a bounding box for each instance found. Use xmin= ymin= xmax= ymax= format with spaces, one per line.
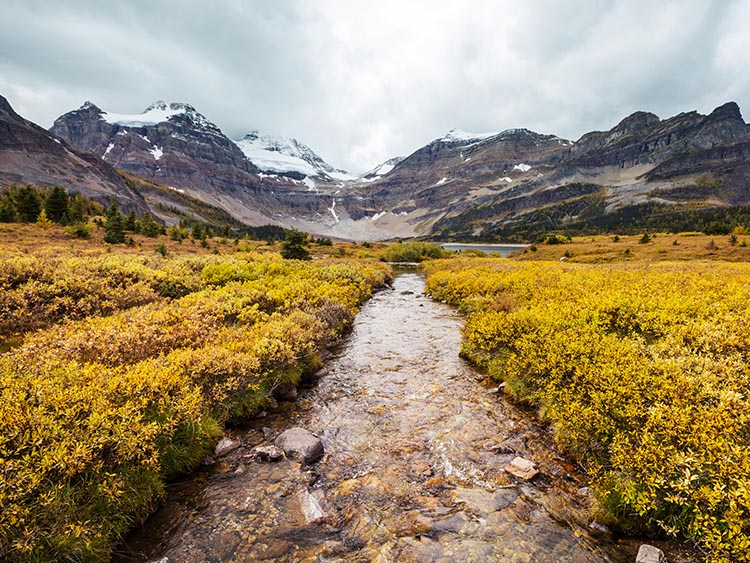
xmin=98 ymin=100 xmax=226 ymax=137
xmin=46 ymin=98 xmax=750 ymax=242
xmin=234 ymin=131 xmax=358 ymax=183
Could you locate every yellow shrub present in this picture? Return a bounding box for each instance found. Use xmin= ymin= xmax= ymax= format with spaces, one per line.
xmin=426 ymin=258 xmax=750 ymax=561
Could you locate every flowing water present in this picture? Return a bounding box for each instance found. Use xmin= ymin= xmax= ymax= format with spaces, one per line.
xmin=114 ymin=272 xmax=692 ymax=563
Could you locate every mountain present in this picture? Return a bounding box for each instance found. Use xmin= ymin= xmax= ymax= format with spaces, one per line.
xmin=427 ymin=102 xmax=750 ymax=240
xmin=50 ymin=101 xmax=280 ymax=224
xmin=0 ymin=95 xmax=146 ymax=212
xmin=46 ymin=98 xmax=750 ymax=240
xmin=50 ymin=101 xmax=362 ymax=229
xmin=234 ymin=131 xmax=357 ymax=184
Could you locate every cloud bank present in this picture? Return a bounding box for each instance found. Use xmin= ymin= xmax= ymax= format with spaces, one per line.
xmin=1 ymin=0 xmax=748 ymax=172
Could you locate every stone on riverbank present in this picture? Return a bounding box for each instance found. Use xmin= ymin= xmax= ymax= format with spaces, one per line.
xmin=636 ymin=544 xmax=667 ymax=563
xmin=504 ymin=456 xmax=538 ymax=480
xmin=214 ymin=437 xmax=241 ymax=457
xmin=275 ymin=427 xmax=324 ymax=463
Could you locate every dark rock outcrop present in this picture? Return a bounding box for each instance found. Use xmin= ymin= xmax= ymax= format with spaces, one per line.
xmin=0 ymin=95 xmax=145 ymax=211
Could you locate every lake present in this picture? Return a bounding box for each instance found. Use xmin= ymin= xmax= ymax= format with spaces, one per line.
xmin=441 ymin=243 xmax=529 ymax=256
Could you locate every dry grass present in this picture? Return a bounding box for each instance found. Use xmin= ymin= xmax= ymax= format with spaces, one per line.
xmin=510 ymin=232 xmax=750 ymax=263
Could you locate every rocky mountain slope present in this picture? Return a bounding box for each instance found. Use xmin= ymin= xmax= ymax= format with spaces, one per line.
xmin=426 ymin=102 xmax=750 ymax=240
xmin=0 ymin=95 xmax=146 ymax=212
xmin=50 ymin=101 xmax=359 ymax=230
xmin=43 ymin=98 xmax=750 ymax=240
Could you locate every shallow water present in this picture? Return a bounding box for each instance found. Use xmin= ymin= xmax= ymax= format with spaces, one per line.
xmin=113 ymin=273 xmax=691 ymax=563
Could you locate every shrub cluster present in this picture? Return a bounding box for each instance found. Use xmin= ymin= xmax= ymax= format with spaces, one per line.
xmin=0 ymin=254 xmax=208 ymax=344
xmin=381 ymin=241 xmax=449 ymax=262
xmin=0 ymin=252 xmax=391 ymax=562
xmin=425 ymin=257 xmax=750 ymax=562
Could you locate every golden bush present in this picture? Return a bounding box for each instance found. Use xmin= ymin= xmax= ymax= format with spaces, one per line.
xmin=425 ymin=258 xmax=750 ymax=561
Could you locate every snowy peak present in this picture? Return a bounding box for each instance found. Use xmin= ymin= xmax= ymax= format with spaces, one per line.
xmin=95 ymin=100 xmax=224 ymax=136
xmin=364 ymin=156 xmax=404 ymax=178
xmin=441 ymin=128 xmax=500 ymax=143
xmin=234 ymin=131 xmax=356 ymax=181
xmin=436 ymin=127 xmax=569 ymax=148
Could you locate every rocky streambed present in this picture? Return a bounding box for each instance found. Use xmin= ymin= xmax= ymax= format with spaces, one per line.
xmin=113 ymin=272 xmax=694 ymax=563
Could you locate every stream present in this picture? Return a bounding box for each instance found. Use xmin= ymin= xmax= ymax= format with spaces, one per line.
xmin=113 ymin=272 xmax=692 ymax=563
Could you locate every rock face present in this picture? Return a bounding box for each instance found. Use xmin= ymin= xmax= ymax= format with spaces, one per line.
xmin=0 ymin=95 xmax=145 ymax=212
xmin=274 ymin=427 xmax=324 ymax=463
xmin=636 ymin=544 xmax=668 ymax=563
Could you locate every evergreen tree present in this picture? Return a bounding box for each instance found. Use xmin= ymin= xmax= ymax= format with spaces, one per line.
xmin=137 ymin=212 xmax=161 ymax=237
xmin=104 ymin=203 xmax=125 ymax=244
xmin=44 ymin=186 xmax=69 ymax=223
xmin=14 ymin=186 xmax=41 ymax=223
xmin=124 ymin=210 xmax=137 ymax=231
xmin=67 ymin=195 xmax=87 ymax=224
xmin=280 ymin=229 xmax=311 ymax=260
xmin=0 ymin=195 xmax=16 ymax=222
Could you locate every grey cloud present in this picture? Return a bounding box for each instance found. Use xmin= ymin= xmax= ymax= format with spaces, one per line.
xmin=1 ymin=0 xmax=748 ymax=173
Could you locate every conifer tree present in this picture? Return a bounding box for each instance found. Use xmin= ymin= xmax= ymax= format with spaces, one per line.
xmin=14 ymin=185 xmax=41 ymax=222
xmin=104 ymin=203 xmax=125 ymax=244
xmin=280 ymin=229 xmax=311 ymax=260
xmin=44 ymin=186 xmax=69 ymax=223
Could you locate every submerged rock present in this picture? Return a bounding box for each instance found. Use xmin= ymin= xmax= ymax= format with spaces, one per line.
xmin=636 ymin=545 xmax=668 ymax=563
xmin=298 ymin=487 xmax=336 ymax=525
xmin=275 ymin=427 xmax=324 ymax=463
xmin=504 ymin=456 xmax=538 ymax=480
xmin=214 ymin=437 xmax=241 ymax=457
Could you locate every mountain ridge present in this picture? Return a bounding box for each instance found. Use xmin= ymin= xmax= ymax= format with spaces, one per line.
xmin=6 ymin=94 xmax=750 ymax=241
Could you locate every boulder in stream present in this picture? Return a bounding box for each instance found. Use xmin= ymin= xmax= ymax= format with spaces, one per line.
xmin=636 ymin=545 xmax=668 ymax=563
xmin=504 ymin=456 xmax=538 ymax=480
xmin=275 ymin=427 xmax=324 ymax=463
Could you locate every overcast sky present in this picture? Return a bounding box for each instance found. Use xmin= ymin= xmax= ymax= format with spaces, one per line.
xmin=1 ymin=0 xmax=748 ymax=172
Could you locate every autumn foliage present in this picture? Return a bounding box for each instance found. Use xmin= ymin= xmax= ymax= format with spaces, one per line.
xmin=0 ymin=250 xmax=390 ymax=562
xmin=425 ymin=257 xmax=750 ymax=562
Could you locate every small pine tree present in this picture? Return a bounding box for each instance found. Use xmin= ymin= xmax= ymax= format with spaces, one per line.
xmin=67 ymin=195 xmax=87 ymax=224
xmin=36 ymin=208 xmax=52 ymax=229
xmin=137 ymin=212 xmax=161 ymax=237
xmin=14 ymin=186 xmax=42 ymax=222
xmin=280 ymin=229 xmax=311 ymax=260
xmin=124 ymin=211 xmax=137 ymax=231
xmin=0 ymin=195 xmax=16 ymax=222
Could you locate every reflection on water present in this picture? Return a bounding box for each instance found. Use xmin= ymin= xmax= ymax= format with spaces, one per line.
xmin=113 ymin=273 xmax=691 ymax=563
